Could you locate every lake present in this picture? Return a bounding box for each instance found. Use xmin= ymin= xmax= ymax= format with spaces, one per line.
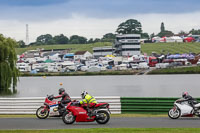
xmin=7 ymin=74 xmax=200 ymax=98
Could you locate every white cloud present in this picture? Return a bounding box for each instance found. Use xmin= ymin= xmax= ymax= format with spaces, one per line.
xmin=1 ymin=11 xmax=200 ymax=42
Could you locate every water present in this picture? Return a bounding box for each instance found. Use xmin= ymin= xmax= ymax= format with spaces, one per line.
xmin=5 ymin=75 xmax=200 ymax=97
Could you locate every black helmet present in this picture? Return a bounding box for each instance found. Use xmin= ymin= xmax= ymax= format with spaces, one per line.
xmin=59 ymin=88 xmax=65 ymax=95
xmin=182 ymin=91 xmax=188 ymax=98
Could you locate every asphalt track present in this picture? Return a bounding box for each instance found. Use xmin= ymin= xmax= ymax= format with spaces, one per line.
xmin=1 ymin=117 xmax=200 ymax=129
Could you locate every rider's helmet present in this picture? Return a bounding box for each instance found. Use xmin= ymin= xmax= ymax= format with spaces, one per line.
xmin=59 ymin=88 xmax=65 ymax=95
xmin=182 ymin=91 xmax=189 ymax=98
xmin=81 ymin=91 xmax=88 ymax=99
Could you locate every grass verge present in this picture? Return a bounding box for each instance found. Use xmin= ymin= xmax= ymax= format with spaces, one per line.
xmin=148 ymin=66 xmax=200 ymax=74
xmin=0 ymin=113 xmax=167 ymax=118
xmin=20 ymin=70 xmax=139 ymax=77
xmin=0 ymin=128 xmax=200 ymax=133
xmin=16 ymin=42 xmax=200 ymax=56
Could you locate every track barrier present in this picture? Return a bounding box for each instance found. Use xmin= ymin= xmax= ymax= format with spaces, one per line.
xmin=0 ymin=96 xmax=121 ymax=114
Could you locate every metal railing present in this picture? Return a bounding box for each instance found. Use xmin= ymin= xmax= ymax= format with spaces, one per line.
xmin=0 ymin=96 xmax=121 ymax=114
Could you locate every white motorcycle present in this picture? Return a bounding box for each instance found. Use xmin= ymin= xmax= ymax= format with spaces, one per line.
xmin=168 ymin=98 xmax=200 ymax=119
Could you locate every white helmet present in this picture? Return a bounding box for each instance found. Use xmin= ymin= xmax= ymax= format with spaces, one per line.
xmin=81 ymin=91 xmax=88 ymax=99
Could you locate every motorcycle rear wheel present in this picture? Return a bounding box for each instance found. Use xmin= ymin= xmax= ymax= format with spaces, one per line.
xmin=96 ymin=110 xmax=110 ymax=124
xmin=168 ymin=108 xmax=181 ymax=119
xmin=36 ymin=107 xmax=49 ymax=119
xmin=62 ymin=111 xmax=76 ymax=124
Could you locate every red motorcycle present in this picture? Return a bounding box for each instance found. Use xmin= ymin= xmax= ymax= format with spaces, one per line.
xmin=62 ymin=101 xmax=110 ymax=124
xmin=36 ymin=95 xmax=63 ymax=119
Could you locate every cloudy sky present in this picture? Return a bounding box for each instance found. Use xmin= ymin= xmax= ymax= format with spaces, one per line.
xmin=0 ymin=0 xmax=200 ymax=42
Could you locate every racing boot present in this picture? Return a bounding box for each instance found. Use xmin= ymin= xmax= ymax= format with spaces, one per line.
xmin=87 ymin=109 xmax=93 ymax=120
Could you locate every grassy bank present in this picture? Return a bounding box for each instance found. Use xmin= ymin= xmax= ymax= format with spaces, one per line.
xmin=141 ymin=42 xmax=200 ymax=55
xmin=0 ymin=128 xmax=200 ymax=133
xmin=15 ymin=42 xmax=112 ymax=55
xmin=16 ymin=42 xmax=200 ymax=55
xmin=148 ymin=66 xmax=200 ymax=74
xmin=20 ymin=70 xmax=139 ymax=77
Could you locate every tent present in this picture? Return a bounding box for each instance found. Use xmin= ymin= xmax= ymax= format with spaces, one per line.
xmin=152 ymin=36 xmax=161 ymax=43
xmin=184 ymin=37 xmax=195 ymax=42
xmin=44 ymin=59 xmax=53 ymax=63
xmin=165 ymin=36 xmax=183 ymax=43
xmin=20 ymin=54 xmax=25 ymax=58
xmin=64 ymin=54 xmax=74 ymax=58
xmin=105 ymin=55 xmax=115 ymax=58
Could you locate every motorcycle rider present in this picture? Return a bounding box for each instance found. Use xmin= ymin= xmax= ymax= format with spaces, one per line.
xmin=79 ymin=91 xmax=97 ymax=117
xmin=54 ymin=88 xmax=71 ymax=113
xmin=181 ymin=92 xmax=198 ymax=110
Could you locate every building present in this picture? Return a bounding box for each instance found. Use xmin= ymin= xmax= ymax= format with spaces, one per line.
xmin=93 ymin=46 xmax=115 ymax=58
xmin=114 ymin=34 xmax=141 ymax=56
xmin=74 ymin=51 xmax=93 ymax=60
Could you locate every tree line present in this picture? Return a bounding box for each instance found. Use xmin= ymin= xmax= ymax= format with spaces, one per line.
xmin=18 ymin=19 xmax=200 ymax=47
xmin=0 ymin=34 xmax=19 ymax=94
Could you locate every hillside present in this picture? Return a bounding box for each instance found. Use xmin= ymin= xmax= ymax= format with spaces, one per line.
xmin=15 ymin=42 xmax=200 ymax=55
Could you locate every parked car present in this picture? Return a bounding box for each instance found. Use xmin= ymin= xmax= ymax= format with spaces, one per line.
xmin=185 ymin=61 xmax=192 ymax=66
xmin=87 ymin=66 xmax=101 ymax=72
xmin=156 ymin=63 xmax=169 ymax=69
xmin=197 ymin=60 xmax=200 ymax=66
xmin=138 ymin=62 xmax=149 ymax=69
xmin=131 ymin=64 xmax=139 ymax=70
xmin=169 ymin=62 xmax=183 ymax=67
xmin=115 ymin=64 xmax=128 ymax=70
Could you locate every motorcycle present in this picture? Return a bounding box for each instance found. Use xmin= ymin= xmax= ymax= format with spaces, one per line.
xmin=36 ymin=95 xmax=64 ymax=119
xmin=168 ymin=98 xmax=200 ymax=119
xmin=62 ymin=101 xmax=110 ymax=124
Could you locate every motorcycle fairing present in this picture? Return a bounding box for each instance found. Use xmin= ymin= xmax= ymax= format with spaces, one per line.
xmin=49 ymin=104 xmax=59 ymax=116
xmin=175 ymin=103 xmax=193 ymax=116
xmin=194 ymin=103 xmax=200 ymax=108
xmin=95 ymin=103 xmax=109 ymax=108
xmin=68 ymin=106 xmax=95 ymax=122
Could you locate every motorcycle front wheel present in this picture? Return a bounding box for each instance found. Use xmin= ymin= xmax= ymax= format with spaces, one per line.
xmin=168 ymin=108 xmax=181 ymax=119
xmin=36 ymin=107 xmax=49 ymax=119
xmin=62 ymin=111 xmax=76 ymax=124
xmin=96 ymin=110 xmax=110 ymax=124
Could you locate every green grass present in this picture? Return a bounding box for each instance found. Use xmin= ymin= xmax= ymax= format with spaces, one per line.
xmin=0 ymin=128 xmax=200 ymax=133
xmin=141 ymin=42 xmax=200 ymax=55
xmin=15 ymin=42 xmax=112 ymax=55
xmin=148 ymin=66 xmax=200 ymax=74
xmin=16 ymin=42 xmax=200 ymax=55
xmin=20 ymin=70 xmax=139 ymax=77
xmin=0 ymin=113 xmax=167 ymax=118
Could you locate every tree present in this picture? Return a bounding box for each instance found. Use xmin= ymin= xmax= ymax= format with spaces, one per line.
xmin=150 ymin=33 xmax=155 ymax=39
xmin=189 ymin=29 xmax=200 ymax=35
xmin=17 ymin=40 xmax=26 ymax=48
xmin=102 ymin=33 xmax=116 ymax=42
xmin=141 ymin=33 xmax=149 ymax=39
xmin=53 ymin=34 xmax=69 ymax=44
xmin=161 ymin=22 xmax=165 ymax=32
xmin=157 ymin=22 xmax=174 ymax=37
xmin=178 ymin=30 xmax=188 ymax=36
xmin=36 ymin=34 xmax=54 ymax=45
xmin=69 ymin=35 xmax=87 ymax=44
xmin=0 ymin=34 xmax=19 ymax=94
xmin=87 ymin=38 xmax=94 ymax=44
xmin=157 ymin=30 xmax=174 ymax=37
xmin=93 ymin=38 xmax=101 ymax=43
xmin=116 ymin=19 xmax=142 ymax=34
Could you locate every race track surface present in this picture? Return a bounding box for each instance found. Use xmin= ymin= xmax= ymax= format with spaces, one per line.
xmin=0 ymin=117 xmax=200 ymax=129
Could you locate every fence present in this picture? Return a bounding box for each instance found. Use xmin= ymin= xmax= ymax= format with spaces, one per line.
xmin=1 ymin=97 xmax=198 ymax=114
xmin=121 ymin=97 xmax=188 ymax=114
xmin=0 ymin=96 xmax=121 ymax=114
